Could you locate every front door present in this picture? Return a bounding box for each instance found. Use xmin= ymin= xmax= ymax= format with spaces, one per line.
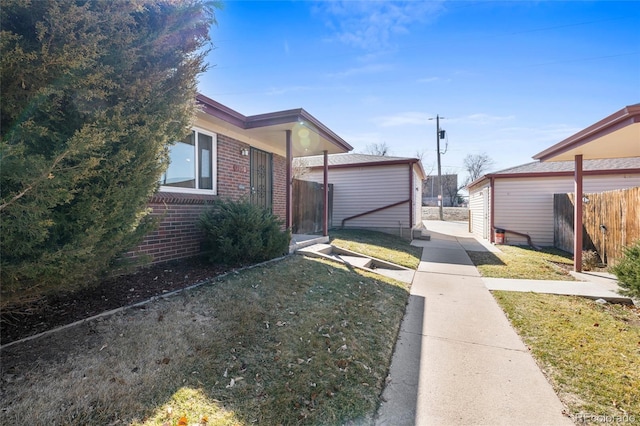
xmin=250 ymin=148 xmax=273 ymax=211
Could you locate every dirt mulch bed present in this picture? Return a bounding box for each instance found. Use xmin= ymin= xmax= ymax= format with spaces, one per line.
xmin=0 ymin=257 xmax=232 ymax=346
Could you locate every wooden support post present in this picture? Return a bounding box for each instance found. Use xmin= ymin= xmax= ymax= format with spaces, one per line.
xmin=574 ymin=154 xmax=583 ymax=272
xmin=285 ymin=130 xmax=292 ymax=229
xmin=323 ymin=150 xmax=329 ymax=237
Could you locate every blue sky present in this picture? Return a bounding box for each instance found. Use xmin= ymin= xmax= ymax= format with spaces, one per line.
xmin=198 ymin=1 xmax=639 ymax=180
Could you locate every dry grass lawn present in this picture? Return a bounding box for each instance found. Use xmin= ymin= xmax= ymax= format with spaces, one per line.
xmin=330 ymin=229 xmax=422 ymax=270
xmin=0 ymin=255 xmax=410 ymax=425
xmin=467 ymin=245 xmax=575 ymax=280
xmin=494 ymin=291 xmax=640 ymax=420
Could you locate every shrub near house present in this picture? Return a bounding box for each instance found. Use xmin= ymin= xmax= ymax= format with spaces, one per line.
xmin=611 ymin=240 xmax=640 ymax=298
xmin=199 ymin=199 xmax=290 ymax=265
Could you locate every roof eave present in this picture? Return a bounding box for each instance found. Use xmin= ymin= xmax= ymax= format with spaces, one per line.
xmin=465 ymin=175 xmax=490 ymax=190
xmin=468 ymin=168 xmax=640 ymax=189
xmin=307 ymin=158 xmax=421 ymax=170
xmin=195 ymin=94 xmax=353 ymax=155
xmin=244 ymin=108 xmax=353 ymax=152
xmin=196 ymin=93 xmax=247 ymax=128
xmin=533 ymin=104 xmax=640 ymax=162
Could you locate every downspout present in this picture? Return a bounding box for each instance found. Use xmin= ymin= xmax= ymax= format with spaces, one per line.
xmin=494 ymin=228 xmax=541 ymax=250
xmin=342 ymin=199 xmax=410 ymax=227
xmin=285 ymin=130 xmax=292 ymax=229
xmin=323 ymin=150 xmax=329 ymax=237
xmin=489 ymin=176 xmax=495 ymax=243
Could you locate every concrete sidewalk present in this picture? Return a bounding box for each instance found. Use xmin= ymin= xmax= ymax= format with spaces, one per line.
xmin=483 ymin=277 xmax=632 ymax=304
xmin=375 ymin=221 xmax=575 ymax=425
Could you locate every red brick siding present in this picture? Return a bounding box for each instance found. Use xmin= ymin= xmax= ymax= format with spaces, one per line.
xmin=217 ymin=134 xmax=252 ymax=201
xmin=124 ymin=193 xmax=214 ymax=264
xmin=126 ymin=134 xmax=288 ymax=264
xmin=273 ymin=153 xmax=287 ymax=222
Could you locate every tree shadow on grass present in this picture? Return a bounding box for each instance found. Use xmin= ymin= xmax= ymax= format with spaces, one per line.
xmin=466 ymin=250 xmax=506 ymax=267
xmin=0 ymin=256 xmax=410 ymax=425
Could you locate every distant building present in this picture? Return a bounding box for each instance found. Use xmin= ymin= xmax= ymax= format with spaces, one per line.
xmin=466 ymin=158 xmax=640 ymax=246
xmin=295 ymin=153 xmax=426 ymax=239
xmin=423 ymin=174 xmax=459 ymax=206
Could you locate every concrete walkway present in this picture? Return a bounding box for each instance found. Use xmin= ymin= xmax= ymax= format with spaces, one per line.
xmin=483 ymin=277 xmax=632 ymax=304
xmin=375 ymin=221 xmax=577 ymax=425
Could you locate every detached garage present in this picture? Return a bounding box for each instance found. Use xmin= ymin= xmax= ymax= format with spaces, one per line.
xmin=294 ymin=153 xmax=425 ymax=239
xmin=467 ymin=158 xmax=640 ymax=246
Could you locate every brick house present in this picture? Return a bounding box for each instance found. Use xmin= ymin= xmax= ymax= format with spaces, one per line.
xmin=126 ymin=94 xmax=352 ymax=264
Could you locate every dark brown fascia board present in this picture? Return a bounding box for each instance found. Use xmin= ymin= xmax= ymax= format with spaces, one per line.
xmin=196 ymin=93 xmax=247 ymax=128
xmin=307 ymin=158 xmax=422 ymax=171
xmin=243 ymin=108 xmax=306 ymax=128
xmin=465 ymin=176 xmax=489 ymax=190
xmin=307 ymin=158 xmax=426 ymax=183
xmin=245 ymin=108 xmax=353 ymax=152
xmin=533 ymin=104 xmax=640 ymax=162
xmin=196 ymin=93 xmax=353 ymax=152
xmin=466 ymin=167 xmax=640 ymax=190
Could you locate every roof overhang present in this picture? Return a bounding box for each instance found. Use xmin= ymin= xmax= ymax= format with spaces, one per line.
xmin=465 ymin=176 xmax=489 ymax=190
xmin=533 ymin=104 xmax=640 ymax=162
xmin=306 ymin=158 xmax=426 ymax=179
xmin=467 ymin=168 xmax=640 ymax=191
xmin=195 ymin=93 xmax=352 ymax=158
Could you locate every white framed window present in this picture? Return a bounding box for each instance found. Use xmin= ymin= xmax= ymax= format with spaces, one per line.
xmin=160 ymin=127 xmax=217 ymax=194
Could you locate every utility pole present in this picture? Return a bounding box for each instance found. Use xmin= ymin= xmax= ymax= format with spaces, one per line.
xmin=429 ymin=115 xmax=446 ymax=220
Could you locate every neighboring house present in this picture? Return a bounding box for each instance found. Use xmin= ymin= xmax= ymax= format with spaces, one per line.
xmin=467 ymin=158 xmax=640 ymax=246
xmin=294 ymin=153 xmax=426 ymax=239
xmin=125 ymin=94 xmax=352 ymax=264
xmin=532 ymin=104 xmax=640 ymax=271
xmin=422 ymin=174 xmax=459 ymax=206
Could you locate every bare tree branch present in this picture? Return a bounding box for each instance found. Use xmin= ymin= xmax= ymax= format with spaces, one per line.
xmin=414 ymin=148 xmax=428 ymax=163
xmin=363 ymin=142 xmax=390 ymax=156
xmin=463 ymin=153 xmax=494 ymax=185
xmin=292 ymin=157 xmax=310 ymax=180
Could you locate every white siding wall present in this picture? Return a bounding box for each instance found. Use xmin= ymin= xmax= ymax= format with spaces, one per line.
xmin=469 ymin=182 xmax=490 ymax=240
xmin=413 ymin=166 xmax=423 ymax=227
xmin=305 ymin=164 xmax=412 ymax=229
xmin=494 ymin=173 xmax=640 ymax=246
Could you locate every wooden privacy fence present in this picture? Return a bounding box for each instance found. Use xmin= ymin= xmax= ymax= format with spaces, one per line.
xmin=554 ymin=186 xmax=640 ymax=265
xmin=292 ymin=179 xmax=333 ymax=234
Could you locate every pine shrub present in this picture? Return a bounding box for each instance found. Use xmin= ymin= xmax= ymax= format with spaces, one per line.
xmin=199 ymin=199 xmax=290 ymax=265
xmin=0 ymin=0 xmax=217 ymax=304
xmin=611 ymin=240 xmax=640 ymax=299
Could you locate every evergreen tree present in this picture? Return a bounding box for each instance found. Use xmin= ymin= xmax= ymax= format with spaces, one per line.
xmin=0 ymin=0 xmax=217 ymax=303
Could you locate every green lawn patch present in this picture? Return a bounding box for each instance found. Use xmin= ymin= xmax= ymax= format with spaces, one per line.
xmin=1 ymin=255 xmax=409 ymax=425
xmin=329 ymin=229 xmax=422 ymax=270
xmin=493 ymin=291 xmax=640 ymax=419
xmin=467 ymin=245 xmax=575 ymax=280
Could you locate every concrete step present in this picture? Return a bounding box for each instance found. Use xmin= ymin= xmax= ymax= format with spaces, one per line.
xmin=412 ymin=228 xmax=431 ymax=241
xmin=297 ymin=244 xmax=415 ymax=283
xmin=289 ymin=235 xmax=329 ymax=253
